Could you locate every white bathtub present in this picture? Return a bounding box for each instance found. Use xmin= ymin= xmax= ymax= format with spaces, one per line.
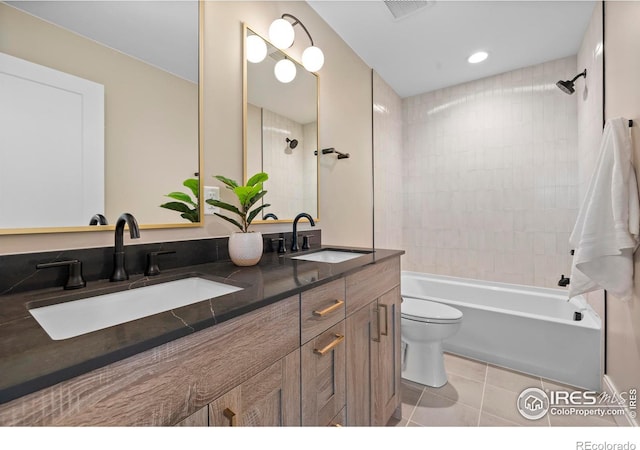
xmin=401 ymin=271 xmax=602 ymax=391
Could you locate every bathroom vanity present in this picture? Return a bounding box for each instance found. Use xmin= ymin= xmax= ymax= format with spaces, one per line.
xmin=0 ymin=245 xmax=402 ymax=426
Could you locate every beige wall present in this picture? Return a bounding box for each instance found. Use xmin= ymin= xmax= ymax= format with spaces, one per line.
xmin=0 ymin=1 xmax=373 ymax=254
xmin=604 ymin=0 xmax=640 ymax=404
xmin=372 ymin=71 xmax=403 ymax=251
xmin=0 ymin=3 xmax=198 ymax=227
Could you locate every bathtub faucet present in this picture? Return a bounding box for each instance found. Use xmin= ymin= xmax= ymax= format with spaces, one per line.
xmin=558 ymin=274 xmax=570 ymax=287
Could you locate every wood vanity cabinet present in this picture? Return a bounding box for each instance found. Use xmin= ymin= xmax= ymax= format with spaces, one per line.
xmin=0 ymin=256 xmax=402 ymax=427
xmin=345 ymin=258 xmax=401 ymax=426
xmin=0 ymin=296 xmax=300 ymax=426
xmin=300 ymin=279 xmax=347 ymax=426
xmin=208 ymin=349 xmax=301 ymax=426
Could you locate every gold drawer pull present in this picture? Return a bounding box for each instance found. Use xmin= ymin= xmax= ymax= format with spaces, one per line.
xmin=313 ymin=299 xmax=344 ymax=317
xmin=313 ymin=333 xmax=345 ymax=356
xmin=330 ymin=423 xmax=343 ymax=427
xmin=223 ymin=407 xmax=237 ymax=426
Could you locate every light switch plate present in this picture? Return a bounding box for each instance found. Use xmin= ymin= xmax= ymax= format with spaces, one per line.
xmin=204 ymin=186 xmax=220 ymax=215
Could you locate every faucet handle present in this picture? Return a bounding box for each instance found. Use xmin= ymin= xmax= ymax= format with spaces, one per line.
xmin=302 ymin=235 xmax=313 ymax=250
xmin=145 ymin=251 xmax=176 ymax=276
xmin=270 ymin=238 xmax=286 ymax=254
xmin=36 ymin=260 xmax=86 ymax=290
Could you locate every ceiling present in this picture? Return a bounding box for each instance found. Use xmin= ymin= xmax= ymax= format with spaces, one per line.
xmin=308 ymin=0 xmax=596 ymax=98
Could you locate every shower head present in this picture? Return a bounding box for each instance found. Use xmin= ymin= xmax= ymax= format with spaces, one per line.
xmin=286 ymin=138 xmax=298 ymax=149
xmin=556 ymin=69 xmax=587 ymax=95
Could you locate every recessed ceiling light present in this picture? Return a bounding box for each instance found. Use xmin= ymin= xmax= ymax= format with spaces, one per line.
xmin=468 ymin=51 xmax=488 ymax=64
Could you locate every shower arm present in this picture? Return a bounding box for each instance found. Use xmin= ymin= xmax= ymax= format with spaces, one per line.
xmin=571 ymin=69 xmax=587 ymax=83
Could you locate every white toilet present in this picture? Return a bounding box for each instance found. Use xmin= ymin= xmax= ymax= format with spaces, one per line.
xmin=401 ymin=297 xmax=463 ymax=388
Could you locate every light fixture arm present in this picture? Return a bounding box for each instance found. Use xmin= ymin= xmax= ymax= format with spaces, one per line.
xmin=281 ymin=13 xmax=314 ymax=46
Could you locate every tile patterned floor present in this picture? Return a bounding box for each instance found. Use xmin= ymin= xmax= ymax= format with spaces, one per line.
xmin=387 ymin=353 xmax=620 ymax=427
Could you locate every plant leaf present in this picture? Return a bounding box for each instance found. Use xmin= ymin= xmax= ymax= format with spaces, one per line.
xmin=233 ymin=186 xmax=254 ymax=208
xmin=180 ymin=211 xmax=199 ymax=223
xmin=214 ymin=175 xmax=239 ymax=190
xmin=214 ymin=212 xmax=244 ymax=232
xmin=160 ymin=201 xmax=192 ymax=214
xmin=183 ymin=178 xmax=199 ymax=200
xmin=246 ymin=172 xmax=268 ymax=187
xmin=247 ymin=203 xmax=271 ymax=225
xmin=206 ymin=199 xmax=242 ymax=216
xmin=247 ymin=190 xmax=267 ymax=209
xmin=165 ymin=192 xmax=196 ymax=206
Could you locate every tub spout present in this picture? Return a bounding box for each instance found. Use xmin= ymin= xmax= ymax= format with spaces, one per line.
xmin=558 ymin=274 xmax=570 ymax=287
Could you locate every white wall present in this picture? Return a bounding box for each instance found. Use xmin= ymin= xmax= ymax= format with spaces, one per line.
xmin=402 ymin=56 xmax=579 ymax=288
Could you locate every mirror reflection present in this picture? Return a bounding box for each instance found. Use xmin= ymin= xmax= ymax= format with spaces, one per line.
xmin=244 ymin=27 xmax=318 ymax=222
xmin=0 ymin=1 xmax=200 ymax=233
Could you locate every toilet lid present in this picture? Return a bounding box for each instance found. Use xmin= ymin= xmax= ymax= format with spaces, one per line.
xmin=401 ymin=297 xmax=463 ymax=324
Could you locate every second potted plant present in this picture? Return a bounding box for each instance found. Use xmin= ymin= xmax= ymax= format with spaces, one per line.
xmin=206 ymin=172 xmax=270 ymax=266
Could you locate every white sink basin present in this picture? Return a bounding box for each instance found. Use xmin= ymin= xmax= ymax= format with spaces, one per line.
xmin=29 ymin=277 xmax=243 ymax=340
xmin=289 ymin=250 xmax=369 ymax=264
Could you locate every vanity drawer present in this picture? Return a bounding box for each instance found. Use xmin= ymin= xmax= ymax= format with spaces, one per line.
xmin=301 ymin=321 xmax=346 ymax=426
xmin=345 ymin=258 xmax=400 ymax=316
xmin=301 ymin=278 xmax=346 ymax=344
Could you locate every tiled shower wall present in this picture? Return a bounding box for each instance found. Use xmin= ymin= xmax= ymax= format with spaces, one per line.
xmin=401 ymin=56 xmax=579 ymax=288
xmin=262 ymin=108 xmax=305 ymax=219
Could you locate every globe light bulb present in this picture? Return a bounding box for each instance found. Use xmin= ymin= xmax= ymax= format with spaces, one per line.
xmin=269 ymin=18 xmax=295 ymax=49
xmin=302 ymin=46 xmax=324 ymax=72
xmin=246 ymin=35 xmax=267 ymax=63
xmin=274 ymin=59 xmax=296 ymax=83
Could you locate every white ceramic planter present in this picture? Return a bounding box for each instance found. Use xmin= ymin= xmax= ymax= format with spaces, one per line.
xmin=228 ymin=232 xmax=263 ymax=266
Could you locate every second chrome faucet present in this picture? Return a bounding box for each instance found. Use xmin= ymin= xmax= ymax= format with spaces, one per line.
xmin=110 ymin=213 xmax=140 ymax=282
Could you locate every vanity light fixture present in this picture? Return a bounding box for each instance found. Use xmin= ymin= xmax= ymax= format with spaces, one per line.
xmin=246 ymin=34 xmax=267 ymax=63
xmin=274 ymin=57 xmax=296 ymax=83
xmin=468 ymin=51 xmax=488 ymax=64
xmin=269 ymin=13 xmax=324 ymax=72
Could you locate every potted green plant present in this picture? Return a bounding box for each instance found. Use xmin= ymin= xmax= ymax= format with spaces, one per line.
xmin=206 ymin=172 xmax=270 ymax=266
xmin=159 ymin=178 xmax=199 ymax=223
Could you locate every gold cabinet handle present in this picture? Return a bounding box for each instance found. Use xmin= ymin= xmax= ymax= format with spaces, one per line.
xmin=330 ymin=422 xmax=343 ymax=427
xmin=313 ymin=299 xmax=344 ymax=317
xmin=380 ymin=303 xmax=389 ymax=336
xmin=313 ymin=333 xmax=345 ymax=356
xmin=223 ymin=407 xmax=237 ymax=426
xmin=373 ymin=306 xmax=381 ymax=342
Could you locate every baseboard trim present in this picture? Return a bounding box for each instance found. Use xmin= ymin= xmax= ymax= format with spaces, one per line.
xmin=603 ymin=375 xmax=638 ymax=427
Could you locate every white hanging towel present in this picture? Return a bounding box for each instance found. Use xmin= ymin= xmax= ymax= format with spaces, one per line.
xmin=569 ymin=117 xmax=640 ymax=301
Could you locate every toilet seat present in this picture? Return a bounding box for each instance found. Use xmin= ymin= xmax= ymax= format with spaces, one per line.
xmin=401 ymin=297 xmax=463 ymax=324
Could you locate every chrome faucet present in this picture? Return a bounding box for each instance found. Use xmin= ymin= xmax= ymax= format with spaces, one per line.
xmin=110 ymin=213 xmax=140 ymax=282
xmin=291 ymin=212 xmax=316 ymax=252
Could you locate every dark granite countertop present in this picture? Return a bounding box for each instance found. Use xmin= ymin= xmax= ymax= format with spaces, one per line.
xmin=0 ymin=246 xmax=403 ymax=405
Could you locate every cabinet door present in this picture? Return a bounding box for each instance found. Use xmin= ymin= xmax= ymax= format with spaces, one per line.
xmin=175 ymin=406 xmax=208 ymax=426
xmin=372 ymin=286 xmax=402 ymax=426
xmin=345 ymin=301 xmax=376 ymax=426
xmin=301 ymin=321 xmax=346 ymax=426
xmin=208 ymin=349 xmax=301 ymax=426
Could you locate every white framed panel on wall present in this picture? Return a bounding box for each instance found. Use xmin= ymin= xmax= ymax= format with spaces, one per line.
xmin=0 ymin=51 xmax=104 ymax=228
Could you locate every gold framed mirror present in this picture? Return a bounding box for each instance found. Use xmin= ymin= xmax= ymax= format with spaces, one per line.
xmin=243 ymin=24 xmax=319 ymax=223
xmin=0 ymin=0 xmax=203 ymax=234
